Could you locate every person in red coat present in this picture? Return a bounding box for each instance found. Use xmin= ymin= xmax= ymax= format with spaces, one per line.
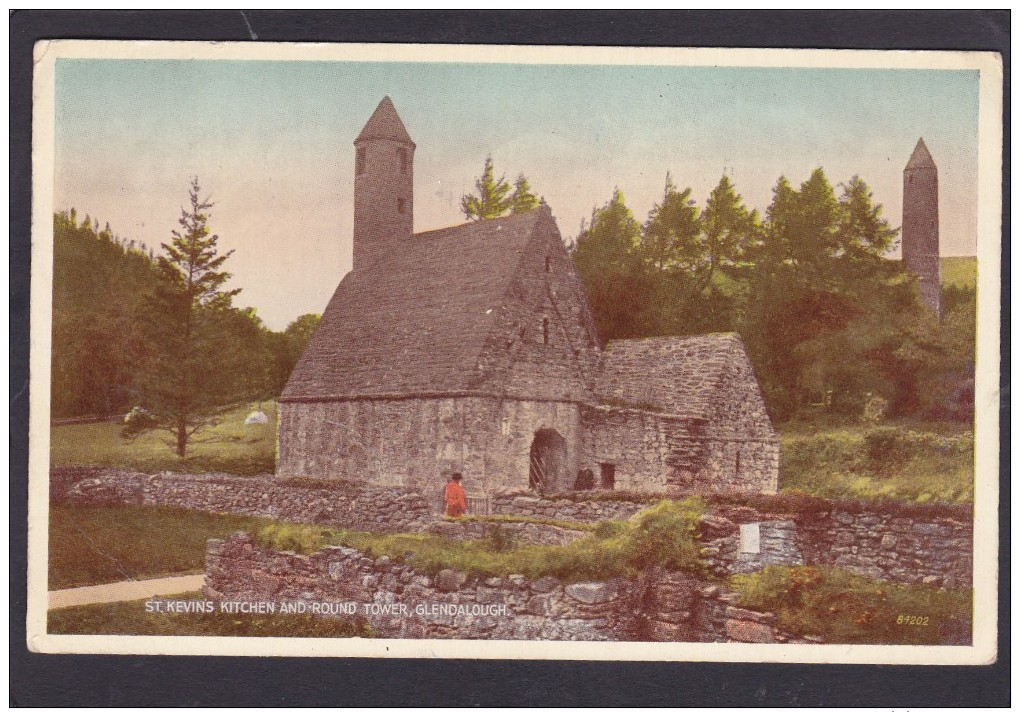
xmin=444 ymin=472 xmax=467 ymax=518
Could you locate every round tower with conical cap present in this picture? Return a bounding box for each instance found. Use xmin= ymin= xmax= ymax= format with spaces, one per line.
xmin=902 ymin=138 xmax=941 ymax=316
xmin=353 ymin=96 xmax=415 ymax=271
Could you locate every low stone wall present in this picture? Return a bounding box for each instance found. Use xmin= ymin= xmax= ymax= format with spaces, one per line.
xmin=203 ymin=534 xmax=815 ymax=643
xmin=54 ymin=467 xmax=973 ymax=588
xmin=205 ymin=533 xmax=632 ymax=641
xmin=424 ymin=518 xmax=589 ymax=546
xmin=698 ymin=505 xmax=972 ymax=588
xmin=700 ymin=515 xmax=805 ymax=578
xmin=797 ymin=510 xmax=973 ymax=588
xmin=490 ymin=494 xmax=646 ymax=522
xmin=53 ymin=468 xmax=437 ymax=533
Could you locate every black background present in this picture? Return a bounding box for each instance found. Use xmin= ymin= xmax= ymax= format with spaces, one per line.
xmin=9 ymin=10 xmax=1010 ymax=707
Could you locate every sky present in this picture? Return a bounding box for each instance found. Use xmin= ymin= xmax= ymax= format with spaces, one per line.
xmin=53 ymin=58 xmax=981 ymax=330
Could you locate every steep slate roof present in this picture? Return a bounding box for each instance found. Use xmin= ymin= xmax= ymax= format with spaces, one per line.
xmin=282 ymin=209 xmax=556 ymax=401
xmin=355 ymin=96 xmax=415 ymax=146
xmin=905 ymin=138 xmax=936 ymax=170
xmin=595 ymin=333 xmax=750 ymax=420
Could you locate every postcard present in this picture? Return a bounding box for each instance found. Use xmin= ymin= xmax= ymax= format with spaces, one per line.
xmin=26 ymin=40 xmax=1002 ymax=664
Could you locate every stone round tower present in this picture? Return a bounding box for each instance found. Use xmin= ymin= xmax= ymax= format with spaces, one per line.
xmin=902 ymin=138 xmax=942 ymax=316
xmin=353 ymin=96 xmax=415 ymax=271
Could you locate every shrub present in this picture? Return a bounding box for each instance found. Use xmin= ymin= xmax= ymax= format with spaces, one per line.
xmin=731 ymin=565 xmax=972 ymax=645
xmin=864 ymin=427 xmax=911 ymax=470
xmin=593 ymin=520 xmax=629 ymax=540
xmin=625 ymin=498 xmax=706 ymax=573
xmin=780 ymin=423 xmax=974 ymax=504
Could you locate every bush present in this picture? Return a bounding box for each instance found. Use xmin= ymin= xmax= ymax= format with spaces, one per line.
xmin=864 ymin=427 xmax=912 ymax=471
xmin=121 ymin=406 xmax=158 ymax=438
xmin=731 ymin=565 xmax=972 ymax=645
xmin=254 ymin=523 xmax=325 ymax=554
xmin=625 ymin=498 xmax=707 ymax=573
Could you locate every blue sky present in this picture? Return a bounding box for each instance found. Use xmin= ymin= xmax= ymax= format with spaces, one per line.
xmin=54 ymin=59 xmax=980 ymax=330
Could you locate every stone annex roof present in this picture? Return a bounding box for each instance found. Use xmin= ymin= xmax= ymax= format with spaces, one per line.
xmin=905 ymin=137 xmax=936 ymax=171
xmin=595 ymin=333 xmax=752 ymax=420
xmin=355 ymin=96 xmax=415 ymax=146
xmin=282 ymin=208 xmax=556 ymax=401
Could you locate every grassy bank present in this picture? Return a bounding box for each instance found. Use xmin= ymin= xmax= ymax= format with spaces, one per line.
xmin=778 ymin=422 xmax=974 ymax=504
xmin=255 ymin=499 xmax=706 ymax=583
xmin=48 ymin=595 xmax=372 ymax=638
xmin=49 ymin=505 xmax=275 ymax=589
xmin=731 ymin=565 xmax=972 ymax=645
xmin=49 ymin=402 xmax=277 ymax=476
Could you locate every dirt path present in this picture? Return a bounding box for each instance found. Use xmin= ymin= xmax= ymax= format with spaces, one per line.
xmin=49 ymin=574 xmax=205 ymax=610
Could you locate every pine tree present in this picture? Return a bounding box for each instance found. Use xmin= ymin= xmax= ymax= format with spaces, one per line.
xmin=461 ymin=156 xmax=512 ymax=220
xmin=572 ymin=189 xmax=647 ymax=340
xmin=131 ymin=177 xmax=243 ymax=457
xmin=640 ymin=174 xmax=702 ymax=274
xmin=509 ymin=173 xmax=540 ymax=215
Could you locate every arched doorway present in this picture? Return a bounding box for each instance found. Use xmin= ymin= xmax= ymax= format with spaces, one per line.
xmin=529 ymin=428 xmax=567 ymax=492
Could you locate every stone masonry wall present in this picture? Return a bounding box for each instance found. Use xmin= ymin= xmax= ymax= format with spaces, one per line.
xmin=698 ymin=506 xmax=971 ymax=588
xmin=581 ymin=405 xmax=779 ymax=496
xmin=581 ymin=406 xmax=671 ymax=492
xmin=490 ymin=494 xmax=646 ymax=522
xmin=53 ymin=467 xmax=437 ymax=533
xmin=278 ymin=396 xmax=585 ymax=496
xmin=54 ymin=467 xmax=972 ymax=588
xmin=797 ymin=510 xmax=973 ymax=588
xmin=476 ymin=220 xmax=602 ymax=405
xmin=203 ymin=533 xmax=814 ymax=643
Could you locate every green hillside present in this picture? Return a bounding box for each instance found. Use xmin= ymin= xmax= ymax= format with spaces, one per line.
xmin=941 ymin=256 xmax=977 ymax=289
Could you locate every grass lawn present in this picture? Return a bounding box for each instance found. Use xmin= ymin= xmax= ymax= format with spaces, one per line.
xmin=940 ymin=255 xmax=977 ymax=290
xmin=50 ymin=402 xmax=277 ymax=475
xmin=48 ymin=594 xmax=372 ymax=638
xmin=778 ymin=421 xmax=974 ymax=504
xmin=49 ymin=504 xmax=275 ymax=589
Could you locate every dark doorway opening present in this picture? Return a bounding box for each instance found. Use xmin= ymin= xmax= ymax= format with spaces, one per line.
xmin=529 ymin=428 xmax=567 ymax=492
xmin=599 ymin=463 xmax=616 ymax=489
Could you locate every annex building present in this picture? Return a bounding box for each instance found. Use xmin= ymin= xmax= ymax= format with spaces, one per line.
xmin=278 ymin=97 xmax=779 ymax=501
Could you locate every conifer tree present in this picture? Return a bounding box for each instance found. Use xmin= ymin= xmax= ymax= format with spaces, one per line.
xmin=461 ymin=156 xmax=512 ymax=220
xmin=509 ymin=173 xmax=540 ymax=215
xmin=130 ymin=177 xmax=243 ymax=457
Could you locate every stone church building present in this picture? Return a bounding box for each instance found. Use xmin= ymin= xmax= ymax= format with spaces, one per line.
xmin=278 ymin=97 xmax=779 ymax=499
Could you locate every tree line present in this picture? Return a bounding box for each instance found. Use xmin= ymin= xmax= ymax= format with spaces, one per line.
xmin=52 ymin=184 xmax=321 ymax=455
xmin=568 ymin=170 xmax=975 ymax=423
xmin=459 ymin=157 xmax=975 ymax=423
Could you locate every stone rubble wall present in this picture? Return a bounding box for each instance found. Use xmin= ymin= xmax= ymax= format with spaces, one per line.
xmin=53 ymin=467 xmax=437 ymax=533
xmin=700 ymin=517 xmax=805 ymax=577
xmin=278 ymin=396 xmax=586 ymax=496
xmin=204 ymin=533 xmax=633 ymax=641
xmin=423 ymin=518 xmax=589 ymax=546
xmin=698 ymin=507 xmax=972 ymax=589
xmin=490 ymin=494 xmax=647 ymax=522
xmin=580 ymin=405 xmax=779 ymax=496
xmin=203 ymin=533 xmax=815 ymax=643
xmin=53 ymin=467 xmax=972 ymax=588
xmin=796 ymin=510 xmax=973 ymax=588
